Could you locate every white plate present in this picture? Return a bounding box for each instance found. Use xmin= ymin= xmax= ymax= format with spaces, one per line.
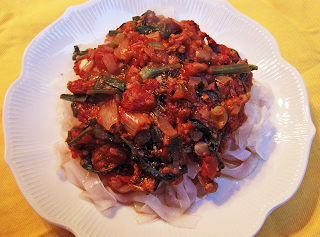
xmin=3 ymin=0 xmax=316 ymax=236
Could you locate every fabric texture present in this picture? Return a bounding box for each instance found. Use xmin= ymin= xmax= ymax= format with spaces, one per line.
xmin=1 ymin=0 xmax=319 ymax=236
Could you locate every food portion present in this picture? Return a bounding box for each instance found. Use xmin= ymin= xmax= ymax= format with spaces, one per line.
xmin=57 ymin=10 xmax=274 ymax=227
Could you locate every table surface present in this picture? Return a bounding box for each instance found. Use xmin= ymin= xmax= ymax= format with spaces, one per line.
xmin=1 ymin=0 xmax=319 ymax=236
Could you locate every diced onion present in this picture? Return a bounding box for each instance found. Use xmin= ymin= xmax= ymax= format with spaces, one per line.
xmin=114 ymin=37 xmax=130 ymax=61
xmin=195 ymin=49 xmax=211 ymax=61
xmin=113 ymin=32 xmax=126 ymax=45
xmin=154 ymin=114 xmax=177 ymax=137
xmin=79 ymin=58 xmax=88 ymax=70
xmin=81 ymin=59 xmax=94 ymax=73
xmin=121 ymin=112 xmax=151 ymax=136
xmin=97 ymin=99 xmax=119 ymax=130
xmin=102 ymin=53 xmax=119 ymax=74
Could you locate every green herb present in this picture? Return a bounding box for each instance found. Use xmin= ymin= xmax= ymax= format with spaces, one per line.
xmin=121 ymin=136 xmax=187 ymax=181
xmin=168 ymin=134 xmax=180 ymax=150
xmin=136 ymin=24 xmax=161 ymax=34
xmin=71 ymin=102 xmax=78 ymax=117
xmin=195 ymin=81 xmax=222 ymax=100
xmin=141 ymin=10 xmax=154 ymax=17
xmin=139 ymin=63 xmax=181 ymax=79
xmin=230 ymin=48 xmax=241 ymax=59
xmin=101 ymin=75 xmax=127 ymax=92
xmin=179 ymin=83 xmax=188 ymax=91
xmin=86 ymin=77 xmax=116 ymax=95
xmin=72 ymin=45 xmax=88 ymax=61
xmin=84 ymin=118 xmax=97 ymax=126
xmin=141 ymin=10 xmax=154 ymax=25
xmin=108 ymin=30 xmax=121 ymax=36
xmin=238 ymin=73 xmax=252 ymax=93
xmin=133 ymin=10 xmax=181 ymax=39
xmin=195 ymin=81 xmax=204 ymax=97
xmin=60 ymin=94 xmax=87 ymax=103
xmin=134 ymin=10 xmax=160 ymax=34
xmin=132 ymin=15 xmax=140 ymax=21
xmin=210 ymin=63 xmax=258 ymax=75
xmin=159 ymin=22 xmax=182 ymax=40
xmin=67 ymin=126 xmax=92 ymax=146
xmin=190 ymin=118 xmax=224 ymax=170
xmin=86 ymin=88 xmax=115 ymax=94
xmin=80 ymin=158 xmax=114 ymax=175
xmin=150 ymin=126 xmax=163 ymax=143
xmin=91 ymin=124 xmax=113 ymax=141
xmin=205 ymin=90 xmax=223 ymax=100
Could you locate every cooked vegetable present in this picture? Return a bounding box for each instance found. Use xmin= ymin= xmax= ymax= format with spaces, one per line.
xmin=121 ymin=136 xmax=187 ymax=181
xmin=147 ymin=42 xmax=164 ymax=50
xmin=150 ymin=126 xmax=163 ymax=143
xmin=168 ymin=134 xmax=180 ymax=150
xmin=91 ymin=124 xmax=113 ymax=141
xmin=113 ymin=32 xmax=126 ymax=46
xmin=57 ymin=10 xmax=277 ymax=228
xmin=62 ymin=10 xmax=257 ymax=197
xmin=97 ymin=99 xmax=119 ymax=131
xmin=210 ymin=63 xmax=258 ymax=75
xmin=72 ymin=45 xmax=88 ymax=61
xmin=121 ymin=111 xmax=151 ymax=136
xmin=102 ymin=53 xmax=119 ymax=74
xmin=194 ymin=141 xmax=210 ymax=157
xmin=67 ymin=126 xmax=92 ymax=146
xmin=101 ymin=75 xmax=127 ymax=92
xmin=80 ymin=157 xmax=114 ymax=174
xmin=195 ymin=81 xmax=223 ymax=101
xmin=210 ymin=106 xmax=228 ymax=129
xmin=139 ymin=63 xmax=181 ymax=79
xmin=151 ymin=112 xmax=177 ymax=137
xmin=86 ymin=88 xmax=116 ymax=94
xmin=60 ymin=94 xmax=87 ymax=103
xmin=136 ymin=24 xmax=161 ymax=34
xmin=189 ymin=118 xmax=220 ymax=152
xmin=190 ymin=118 xmax=224 ymax=169
xmin=108 ymin=30 xmax=121 ymax=36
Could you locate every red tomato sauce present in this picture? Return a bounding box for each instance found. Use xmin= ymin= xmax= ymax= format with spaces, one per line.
xmin=61 ymin=10 xmax=255 ymax=194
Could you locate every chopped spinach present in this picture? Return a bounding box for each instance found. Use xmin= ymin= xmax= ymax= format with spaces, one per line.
xmin=72 ymin=45 xmax=88 ymax=61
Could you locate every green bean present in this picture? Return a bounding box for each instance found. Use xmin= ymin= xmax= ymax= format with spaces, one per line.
xmin=139 ymin=63 xmax=181 ymax=79
xmin=210 ymin=63 xmax=258 ymax=75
